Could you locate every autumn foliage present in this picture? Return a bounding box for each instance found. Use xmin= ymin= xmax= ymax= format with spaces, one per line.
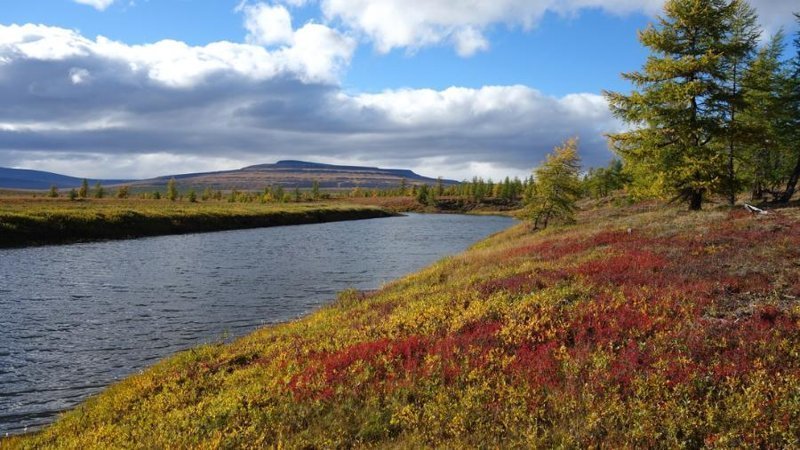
xmin=9 ymin=203 xmax=800 ymax=448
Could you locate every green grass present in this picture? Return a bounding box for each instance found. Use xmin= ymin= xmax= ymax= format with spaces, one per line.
xmin=0 ymin=197 xmax=393 ymax=247
xmin=5 ymin=201 xmax=800 ymax=448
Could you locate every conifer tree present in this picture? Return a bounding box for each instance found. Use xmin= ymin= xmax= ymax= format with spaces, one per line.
xmin=526 ymin=138 xmax=582 ymax=229
xmin=740 ymin=33 xmax=788 ymax=200
xmin=166 ymin=178 xmax=178 ymax=201
xmin=718 ymin=0 xmax=760 ymax=205
xmin=311 ymin=180 xmax=321 ymax=200
xmin=778 ymin=13 xmax=800 ymax=203
xmin=79 ymin=178 xmax=89 ymax=199
xmin=116 ymin=185 xmax=130 ymax=199
xmin=435 ymin=177 xmax=444 ymax=197
xmin=93 ymin=182 xmax=104 ymax=199
xmin=605 ymin=0 xmax=754 ymax=210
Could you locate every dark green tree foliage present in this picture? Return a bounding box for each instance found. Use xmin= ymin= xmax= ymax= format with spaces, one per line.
xmin=778 ymin=14 xmax=800 ymax=202
xmin=79 ymin=179 xmax=89 ymax=199
xmin=526 ymin=138 xmax=582 ymax=229
xmin=311 ymin=180 xmax=321 ymax=200
xmin=415 ymin=184 xmax=434 ymax=206
xmin=48 ymin=185 xmax=59 ymax=198
xmin=93 ymin=182 xmax=105 ymax=199
xmin=606 ymin=0 xmax=754 ymax=210
xmin=435 ymin=177 xmax=445 ymax=197
xmin=68 ymin=188 xmax=78 ymax=201
xmin=718 ymin=1 xmax=760 ymax=205
xmin=152 ymin=191 xmax=161 ymax=200
xmin=167 ymin=178 xmax=178 ymax=202
xmin=272 ymin=185 xmax=285 ymax=202
xmin=399 ymin=178 xmax=408 ymax=196
xmin=740 ymin=33 xmax=789 ymax=200
xmin=583 ymin=159 xmax=630 ymax=199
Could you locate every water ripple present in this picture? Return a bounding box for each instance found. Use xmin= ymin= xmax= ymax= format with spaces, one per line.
xmin=0 ymin=213 xmax=515 ymax=434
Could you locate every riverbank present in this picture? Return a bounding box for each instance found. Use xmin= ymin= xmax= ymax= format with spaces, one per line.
xmin=341 ymin=195 xmax=523 ymax=216
xmin=0 ymin=198 xmax=394 ymax=247
xmin=7 ymin=202 xmax=800 ymax=448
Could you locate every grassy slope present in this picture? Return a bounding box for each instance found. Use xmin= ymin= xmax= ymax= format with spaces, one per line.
xmin=0 ymin=198 xmax=392 ymax=247
xmin=6 ymin=203 xmax=800 ymax=448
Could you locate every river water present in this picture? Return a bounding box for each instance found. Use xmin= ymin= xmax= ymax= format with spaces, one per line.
xmin=0 ymin=213 xmax=515 ymax=434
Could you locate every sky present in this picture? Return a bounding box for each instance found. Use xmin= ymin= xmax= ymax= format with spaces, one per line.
xmin=0 ymin=1 xmax=797 ymax=181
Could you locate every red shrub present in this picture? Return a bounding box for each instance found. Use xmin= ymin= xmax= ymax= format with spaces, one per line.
xmin=576 ymin=250 xmax=668 ymax=287
xmin=477 ymin=273 xmax=545 ymax=297
xmin=510 ymin=341 xmax=561 ymax=388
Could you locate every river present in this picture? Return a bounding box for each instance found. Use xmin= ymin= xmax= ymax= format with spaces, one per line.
xmin=0 ymin=213 xmax=515 ymax=434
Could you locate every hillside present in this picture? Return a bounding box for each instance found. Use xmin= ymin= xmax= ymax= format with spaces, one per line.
xmin=0 ymin=161 xmax=458 ymax=191
xmin=8 ymin=202 xmax=800 ymax=448
xmin=0 ymin=168 xmax=129 ymax=190
xmin=131 ymin=160 xmax=458 ymax=190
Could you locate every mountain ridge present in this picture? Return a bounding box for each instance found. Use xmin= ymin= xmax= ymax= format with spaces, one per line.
xmin=0 ymin=161 xmax=459 ymax=190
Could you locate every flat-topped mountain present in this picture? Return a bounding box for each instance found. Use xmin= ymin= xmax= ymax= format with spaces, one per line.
xmin=0 ymin=161 xmax=458 ymax=190
xmin=124 ymin=160 xmax=457 ymax=190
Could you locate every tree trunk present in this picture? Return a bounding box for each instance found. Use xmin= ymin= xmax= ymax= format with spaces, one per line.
xmin=728 ymin=63 xmax=738 ymax=206
xmin=778 ymin=154 xmax=800 ymax=203
xmin=689 ymin=189 xmax=704 ymax=211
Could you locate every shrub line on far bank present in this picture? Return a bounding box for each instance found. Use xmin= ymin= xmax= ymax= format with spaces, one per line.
xmin=0 ymin=204 xmax=395 ymax=248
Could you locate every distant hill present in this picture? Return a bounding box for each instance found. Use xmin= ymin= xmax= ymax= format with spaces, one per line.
xmin=0 ymin=161 xmax=458 ymax=191
xmin=0 ymin=167 xmax=131 ymax=190
xmin=130 ymin=160 xmax=459 ymax=190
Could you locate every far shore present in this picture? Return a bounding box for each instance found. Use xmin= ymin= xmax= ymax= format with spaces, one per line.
xmin=0 ymin=199 xmax=395 ymax=248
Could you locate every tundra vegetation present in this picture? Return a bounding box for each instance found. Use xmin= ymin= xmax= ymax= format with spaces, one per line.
xmin=3 ymin=0 xmax=800 ymax=447
xmin=6 ymin=197 xmax=800 ymax=448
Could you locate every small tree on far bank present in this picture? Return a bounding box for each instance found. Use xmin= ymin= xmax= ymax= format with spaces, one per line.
xmin=48 ymin=185 xmax=59 ymax=198
xmin=166 ymin=178 xmax=178 ymax=201
xmin=93 ymin=182 xmax=105 ymax=199
xmin=526 ymin=138 xmax=582 ymax=230
xmin=116 ymin=185 xmax=130 ymax=199
xmin=79 ymin=179 xmax=89 ymax=199
xmin=415 ymin=184 xmax=434 ymax=206
xmin=311 ymin=180 xmax=321 ymax=200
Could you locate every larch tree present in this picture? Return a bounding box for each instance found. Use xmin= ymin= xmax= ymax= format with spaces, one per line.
xmin=166 ymin=178 xmax=178 ymax=201
xmin=526 ymin=138 xmax=582 ymax=230
xmin=778 ymin=13 xmax=800 ymax=203
xmin=79 ymin=178 xmax=89 ymax=199
xmin=718 ymin=0 xmax=760 ymax=205
xmin=740 ymin=32 xmax=788 ymax=200
xmin=93 ymin=181 xmax=104 ymax=199
xmin=605 ymin=0 xmax=755 ymax=210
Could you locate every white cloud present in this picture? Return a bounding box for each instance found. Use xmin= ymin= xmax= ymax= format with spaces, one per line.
xmin=242 ymin=3 xmax=295 ymax=46
xmin=275 ymin=0 xmax=796 ymax=56
xmin=304 ymin=0 xmax=663 ymax=56
xmin=69 ymin=67 xmax=91 ymax=85
xmin=749 ymin=0 xmax=800 ymax=34
xmin=0 ymin=22 xmax=620 ymax=179
xmin=0 ymin=22 xmax=353 ymax=88
xmin=73 ymin=0 xmax=116 ymax=11
xmin=453 ymin=27 xmax=489 ymax=57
